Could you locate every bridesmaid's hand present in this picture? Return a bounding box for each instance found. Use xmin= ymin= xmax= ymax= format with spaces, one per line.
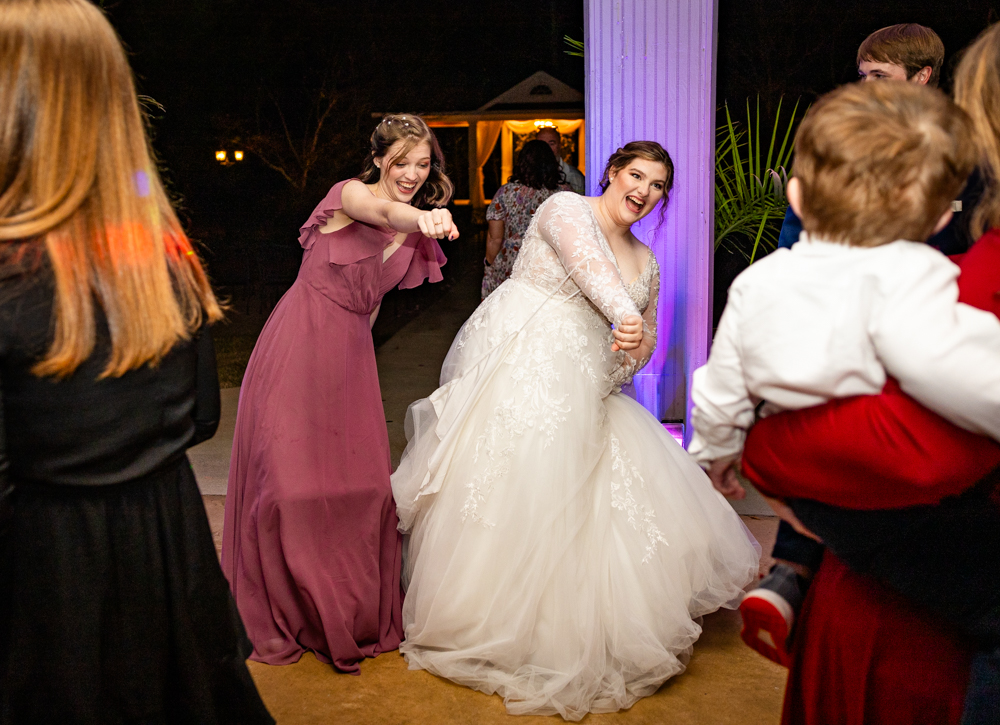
xmin=418 ymin=208 xmax=460 ymax=241
xmin=611 ymin=315 xmax=643 ymax=351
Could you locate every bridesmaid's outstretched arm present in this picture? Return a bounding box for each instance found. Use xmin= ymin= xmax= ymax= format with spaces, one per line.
xmin=341 ymin=180 xmax=459 ymax=240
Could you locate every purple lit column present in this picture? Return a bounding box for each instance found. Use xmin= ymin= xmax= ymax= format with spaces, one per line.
xmin=585 ymin=0 xmax=717 ymax=431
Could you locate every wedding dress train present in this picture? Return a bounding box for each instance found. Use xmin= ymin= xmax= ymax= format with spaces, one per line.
xmin=391 ymin=192 xmax=760 ymax=719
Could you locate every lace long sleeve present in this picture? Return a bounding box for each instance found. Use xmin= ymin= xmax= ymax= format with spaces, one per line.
xmin=536 ymin=194 xmax=640 ymax=326
xmin=610 ymin=256 xmax=660 ymax=389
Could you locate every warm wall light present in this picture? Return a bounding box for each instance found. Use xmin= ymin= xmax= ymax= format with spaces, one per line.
xmin=234 ymin=150 xmax=244 ymax=161
xmin=215 ymin=150 xmax=227 ymax=162
xmin=533 ymin=120 xmax=557 ymax=129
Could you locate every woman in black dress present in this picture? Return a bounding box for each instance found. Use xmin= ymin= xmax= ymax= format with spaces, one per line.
xmin=0 ymin=1 xmax=272 ymax=722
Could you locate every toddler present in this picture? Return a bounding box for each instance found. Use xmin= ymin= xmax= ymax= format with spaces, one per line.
xmin=690 ymin=81 xmax=1000 ymax=724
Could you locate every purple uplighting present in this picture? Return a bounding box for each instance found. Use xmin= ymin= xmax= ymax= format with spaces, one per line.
xmin=662 ymin=421 xmax=686 ymax=447
xmin=585 ymin=0 xmax=717 ymax=442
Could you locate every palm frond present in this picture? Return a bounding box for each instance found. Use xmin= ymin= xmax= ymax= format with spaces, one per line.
xmin=715 ymin=96 xmax=802 ymax=263
xmin=564 ymin=36 xmax=584 ymax=58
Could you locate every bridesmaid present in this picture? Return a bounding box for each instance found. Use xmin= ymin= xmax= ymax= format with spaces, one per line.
xmin=222 ymin=114 xmax=458 ymax=672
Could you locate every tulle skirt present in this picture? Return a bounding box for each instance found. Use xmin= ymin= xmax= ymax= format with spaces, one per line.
xmin=392 ymin=279 xmax=761 ymax=720
xmin=0 ymin=458 xmax=273 ymax=725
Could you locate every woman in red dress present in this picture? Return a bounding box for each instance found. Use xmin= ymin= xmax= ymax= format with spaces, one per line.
xmin=740 ymin=23 xmax=1000 ymax=725
xmin=222 ymin=115 xmax=458 ymax=673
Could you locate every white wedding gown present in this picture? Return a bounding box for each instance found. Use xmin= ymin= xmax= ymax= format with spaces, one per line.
xmin=391 ymin=192 xmax=760 ymax=720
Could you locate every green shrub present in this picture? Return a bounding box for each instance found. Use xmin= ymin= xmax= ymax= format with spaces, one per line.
xmin=715 ymin=97 xmax=801 ymax=263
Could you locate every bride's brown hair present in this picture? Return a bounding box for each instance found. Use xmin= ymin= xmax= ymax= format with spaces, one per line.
xmin=0 ymin=0 xmax=223 ymax=379
xmin=358 ymin=114 xmax=454 ymax=209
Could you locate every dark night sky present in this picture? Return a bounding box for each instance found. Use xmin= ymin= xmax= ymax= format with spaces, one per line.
xmin=102 ymin=0 xmax=1000 ymax=286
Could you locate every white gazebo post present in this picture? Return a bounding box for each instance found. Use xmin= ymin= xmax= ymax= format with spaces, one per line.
xmin=585 ymin=0 xmax=717 ymax=435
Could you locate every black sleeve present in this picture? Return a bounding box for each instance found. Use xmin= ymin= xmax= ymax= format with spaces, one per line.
xmin=928 ymin=167 xmax=984 ymax=255
xmin=0 ymin=369 xmax=12 ymax=531
xmin=190 ymin=323 xmax=221 ymax=447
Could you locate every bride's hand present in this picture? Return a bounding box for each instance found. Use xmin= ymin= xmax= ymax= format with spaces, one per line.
xmin=417 ymin=208 xmax=460 ymax=241
xmin=611 ymin=314 xmax=643 ymax=351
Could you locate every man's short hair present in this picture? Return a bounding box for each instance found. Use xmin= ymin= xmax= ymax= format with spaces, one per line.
xmin=857 ymin=24 xmax=945 ymax=87
xmin=793 ymin=82 xmax=976 ymax=247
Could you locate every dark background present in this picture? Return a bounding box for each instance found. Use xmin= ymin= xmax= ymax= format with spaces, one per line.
xmin=102 ymin=0 xmax=1000 ymax=367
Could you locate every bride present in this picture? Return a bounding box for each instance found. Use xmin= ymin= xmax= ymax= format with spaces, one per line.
xmin=391 ymin=142 xmax=761 ymax=720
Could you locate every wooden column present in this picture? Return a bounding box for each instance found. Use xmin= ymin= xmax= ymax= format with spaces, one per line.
xmin=468 ymin=121 xmax=485 ymax=223
xmin=585 ymin=0 xmax=718 ymax=432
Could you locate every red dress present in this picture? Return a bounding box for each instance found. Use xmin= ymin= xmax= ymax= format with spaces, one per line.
xmin=222 ymin=180 xmax=446 ymax=672
xmin=741 ymin=230 xmax=1000 ymax=725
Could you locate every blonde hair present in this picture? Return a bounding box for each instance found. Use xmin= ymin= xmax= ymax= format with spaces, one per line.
xmin=0 ymin=0 xmax=222 ymax=379
xmin=954 ymin=22 xmax=1000 ymax=239
xmin=793 ymin=82 xmax=976 ymax=247
xmin=857 ymin=24 xmax=945 ymax=87
xmin=358 ymin=114 xmax=454 ymax=209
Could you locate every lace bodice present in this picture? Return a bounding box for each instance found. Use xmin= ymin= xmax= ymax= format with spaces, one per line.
xmin=510 ymin=192 xmax=661 ymax=387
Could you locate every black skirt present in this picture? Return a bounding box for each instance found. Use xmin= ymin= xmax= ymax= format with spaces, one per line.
xmin=0 ymin=457 xmax=274 ymax=725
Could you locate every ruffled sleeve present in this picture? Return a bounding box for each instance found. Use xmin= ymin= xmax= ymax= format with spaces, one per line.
xmin=398 ymin=235 xmax=448 ymax=290
xmin=298 ymin=179 xmax=393 ymax=266
xmin=298 ymin=179 xmax=352 ymax=250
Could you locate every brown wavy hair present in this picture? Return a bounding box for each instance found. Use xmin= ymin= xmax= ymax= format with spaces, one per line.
xmin=358 ymin=114 xmax=454 ymax=209
xmin=0 ymin=0 xmax=222 ymax=379
xmin=793 ymin=82 xmax=976 ymax=247
xmin=954 ymin=22 xmax=1000 ymax=239
xmin=857 ymin=24 xmax=945 ymax=88
xmin=509 ymin=140 xmax=565 ymax=190
xmin=599 ymin=141 xmax=675 ymax=223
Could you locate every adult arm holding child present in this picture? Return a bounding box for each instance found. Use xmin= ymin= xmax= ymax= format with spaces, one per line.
xmin=743 ymin=234 xmax=1000 ymax=510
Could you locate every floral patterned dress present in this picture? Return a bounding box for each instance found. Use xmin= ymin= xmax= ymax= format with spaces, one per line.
xmin=482 ymin=181 xmax=571 ymax=299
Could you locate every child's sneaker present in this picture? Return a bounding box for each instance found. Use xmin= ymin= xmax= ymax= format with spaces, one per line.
xmin=739 ymin=564 xmax=806 ymax=667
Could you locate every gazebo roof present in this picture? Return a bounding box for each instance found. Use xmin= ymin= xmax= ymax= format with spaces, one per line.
xmin=477 ymin=71 xmax=584 ymax=112
xmin=412 ymin=71 xmax=584 ymax=125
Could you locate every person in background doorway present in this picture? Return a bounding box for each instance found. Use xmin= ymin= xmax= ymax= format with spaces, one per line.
xmin=481 ymin=140 xmax=572 ymax=299
xmin=536 ymin=126 xmax=586 ymax=194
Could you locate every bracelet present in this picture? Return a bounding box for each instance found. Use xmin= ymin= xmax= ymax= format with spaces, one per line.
xmin=483 ymin=257 xmax=492 ymax=266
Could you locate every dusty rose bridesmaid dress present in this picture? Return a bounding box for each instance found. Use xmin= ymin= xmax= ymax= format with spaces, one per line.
xmin=222 ymin=179 xmax=446 ymax=672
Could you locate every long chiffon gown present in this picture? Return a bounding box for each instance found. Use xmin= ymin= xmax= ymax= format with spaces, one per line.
xmin=391 ymin=192 xmax=761 ymax=719
xmin=222 ymin=180 xmax=447 ymax=672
